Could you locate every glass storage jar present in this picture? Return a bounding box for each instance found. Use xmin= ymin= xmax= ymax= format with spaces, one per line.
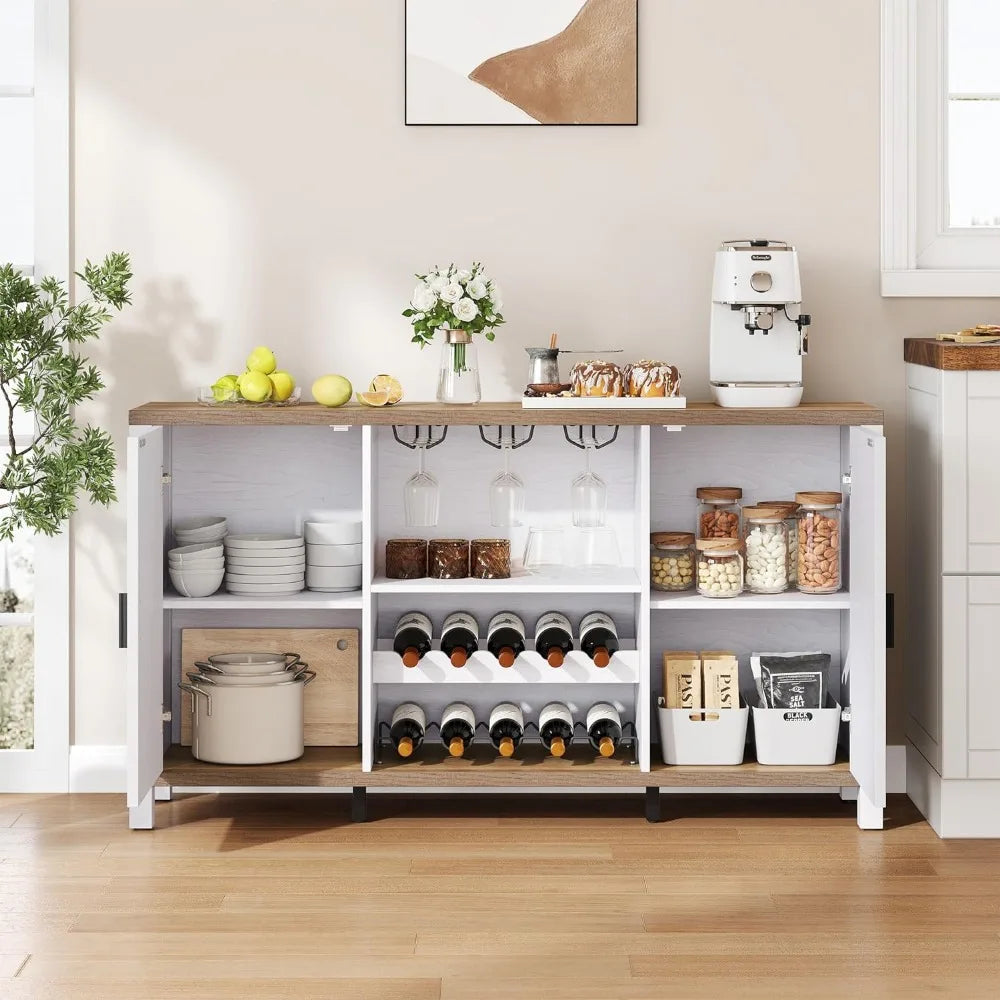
xmin=650 ymin=531 xmax=695 ymax=592
xmin=696 ymin=539 xmax=744 ymax=599
xmin=385 ymin=538 xmax=428 ymax=580
xmin=795 ymin=491 xmax=842 ymax=594
xmin=428 ymin=538 xmax=470 ymax=579
xmin=758 ymin=500 xmax=801 ymax=585
xmin=696 ymin=487 xmax=742 ymax=540
xmin=471 ymin=538 xmax=511 ymax=579
xmin=742 ymin=506 xmax=789 ymax=594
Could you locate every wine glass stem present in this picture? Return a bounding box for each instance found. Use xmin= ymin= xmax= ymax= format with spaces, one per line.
xmin=503 ymin=445 xmax=511 ymax=478
xmin=418 ymin=445 xmax=425 ymax=477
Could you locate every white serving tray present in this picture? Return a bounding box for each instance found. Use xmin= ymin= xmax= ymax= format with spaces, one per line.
xmin=521 ymin=395 xmax=687 ymax=410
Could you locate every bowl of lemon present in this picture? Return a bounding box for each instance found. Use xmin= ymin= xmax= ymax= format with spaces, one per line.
xmin=198 ymin=347 xmax=301 ymax=406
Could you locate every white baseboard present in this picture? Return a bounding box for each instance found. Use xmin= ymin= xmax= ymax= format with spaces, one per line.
xmin=70 ymin=744 xmax=909 ymax=796
xmin=69 ymin=744 xmax=127 ymax=793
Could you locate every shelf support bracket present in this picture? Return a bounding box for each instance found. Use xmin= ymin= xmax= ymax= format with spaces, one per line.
xmin=645 ymin=787 xmax=661 ymax=824
xmin=351 ymin=786 xmax=368 ymax=823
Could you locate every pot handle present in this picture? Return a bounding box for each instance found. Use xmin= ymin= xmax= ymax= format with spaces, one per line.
xmin=290 ymin=661 xmax=310 ymax=679
xmin=284 ymin=652 xmax=301 ymax=670
xmin=178 ymin=680 xmax=213 ymax=717
xmin=298 ymin=669 xmax=317 ymax=686
xmin=187 ymin=671 xmax=220 ymax=686
xmin=193 ymin=660 xmax=223 ymax=674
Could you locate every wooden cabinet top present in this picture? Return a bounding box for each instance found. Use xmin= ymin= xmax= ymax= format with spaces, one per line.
xmin=905 ymin=337 xmax=1000 ymax=371
xmin=130 ymin=400 xmax=883 ymax=427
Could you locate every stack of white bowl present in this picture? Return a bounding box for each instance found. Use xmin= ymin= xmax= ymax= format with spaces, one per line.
xmin=168 ymin=542 xmax=225 ymax=597
xmin=304 ymin=520 xmax=363 ymax=592
xmin=173 ymin=516 xmax=227 ymax=547
xmin=224 ymin=534 xmax=306 ymax=595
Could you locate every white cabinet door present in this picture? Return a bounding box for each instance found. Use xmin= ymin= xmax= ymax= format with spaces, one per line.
xmin=966 ymin=577 xmax=1000 ymax=778
xmin=847 ymin=427 xmax=886 ymax=812
xmin=966 ymin=376 xmax=1000 ymax=573
xmin=126 ymin=427 xmax=164 ymax=809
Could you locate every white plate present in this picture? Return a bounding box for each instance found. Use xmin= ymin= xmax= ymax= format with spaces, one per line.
xmin=224 ymin=533 xmax=304 ymax=550
xmin=306 ymin=542 xmax=363 ymax=567
xmin=224 ymin=562 xmax=304 ymax=577
xmin=224 ymin=581 xmax=306 ymax=595
xmin=225 ymin=549 xmax=306 ymax=565
xmin=225 ymin=573 xmax=306 ymax=585
xmin=303 ymin=520 xmax=363 ymax=545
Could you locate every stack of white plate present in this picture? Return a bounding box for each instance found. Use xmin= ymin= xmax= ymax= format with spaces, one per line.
xmin=224 ymin=534 xmax=306 ymax=595
xmin=174 ymin=516 xmax=227 ymax=547
xmin=167 ymin=541 xmax=225 ymax=597
xmin=304 ymin=520 xmax=363 ymax=592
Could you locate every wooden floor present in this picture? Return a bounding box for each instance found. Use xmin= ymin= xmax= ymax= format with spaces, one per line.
xmin=0 ymin=793 xmax=998 ymax=998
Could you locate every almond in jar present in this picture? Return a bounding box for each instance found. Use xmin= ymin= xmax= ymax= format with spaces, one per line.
xmin=795 ymin=491 xmax=842 ymax=594
xmin=696 ymin=486 xmax=742 ymax=540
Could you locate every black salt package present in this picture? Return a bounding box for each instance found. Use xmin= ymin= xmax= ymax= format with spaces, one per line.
xmin=752 ymin=653 xmax=831 ymax=710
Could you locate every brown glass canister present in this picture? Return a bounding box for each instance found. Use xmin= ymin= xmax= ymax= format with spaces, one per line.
xmin=385 ymin=538 xmax=428 ymax=580
xmin=471 ymin=538 xmax=511 ymax=579
xmin=429 ymin=538 xmax=471 ymax=579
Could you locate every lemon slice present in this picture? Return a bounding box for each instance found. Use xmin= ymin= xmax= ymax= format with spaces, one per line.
xmin=369 ymin=374 xmax=403 ymax=405
xmin=356 ymin=390 xmax=390 ymax=407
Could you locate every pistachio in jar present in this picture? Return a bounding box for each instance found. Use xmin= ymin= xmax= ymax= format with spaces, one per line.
xmin=650 ymin=532 xmax=695 ymax=591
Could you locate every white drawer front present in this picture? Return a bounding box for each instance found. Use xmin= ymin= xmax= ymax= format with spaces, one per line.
xmin=966 ymin=400 xmax=1000 ymax=573
xmin=967 ymin=578 xmax=1000 ymax=776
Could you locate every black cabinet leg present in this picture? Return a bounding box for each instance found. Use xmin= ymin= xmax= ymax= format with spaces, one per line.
xmin=351 ymin=786 xmax=368 ymax=823
xmin=645 ymin=787 xmax=661 ymax=824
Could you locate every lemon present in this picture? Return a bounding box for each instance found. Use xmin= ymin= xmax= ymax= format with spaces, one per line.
xmin=269 ymin=371 xmax=296 ymax=402
xmin=211 ymin=374 xmax=239 ymax=401
xmin=356 ymin=390 xmax=390 ymax=407
xmin=237 ymin=369 xmax=273 ymax=402
xmin=312 ymin=374 xmax=353 ymax=408
xmin=246 ymin=346 xmax=277 ymax=375
xmin=369 ymin=374 xmax=403 ymax=405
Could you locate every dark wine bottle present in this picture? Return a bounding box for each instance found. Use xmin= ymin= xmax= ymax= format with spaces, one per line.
xmin=392 ymin=611 xmax=433 ymax=668
xmin=534 ymin=611 xmax=573 ymax=668
xmin=586 ymin=702 xmax=622 ymax=758
xmin=389 ymin=702 xmax=426 ymax=758
xmin=486 ymin=611 xmax=526 ymax=667
xmin=579 ymin=611 xmax=620 ymax=668
xmin=488 ymin=702 xmax=524 ymax=758
xmin=440 ymin=702 xmax=475 ymax=758
xmin=539 ymin=701 xmax=574 ymax=758
xmin=440 ymin=611 xmax=479 ymax=668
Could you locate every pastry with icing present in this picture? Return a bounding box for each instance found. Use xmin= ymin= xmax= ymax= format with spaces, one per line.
xmin=570 ymin=361 xmax=624 ymax=398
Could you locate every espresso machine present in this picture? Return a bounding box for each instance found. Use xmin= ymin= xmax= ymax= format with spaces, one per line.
xmin=709 ymin=239 xmax=812 ymax=408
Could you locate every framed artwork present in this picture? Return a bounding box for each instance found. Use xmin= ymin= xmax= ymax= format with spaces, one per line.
xmin=405 ymin=0 xmax=638 ymax=126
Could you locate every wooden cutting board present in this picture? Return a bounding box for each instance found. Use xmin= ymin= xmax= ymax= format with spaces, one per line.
xmin=180 ymin=628 xmax=359 ymax=747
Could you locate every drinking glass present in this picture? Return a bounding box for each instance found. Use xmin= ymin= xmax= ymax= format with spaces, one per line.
xmin=572 ymin=527 xmax=621 ymax=569
xmin=571 ymin=445 xmax=607 ymax=527
xmin=404 ymin=445 xmax=440 ymax=528
xmin=489 ymin=445 xmax=525 ymax=528
xmin=522 ymin=528 xmax=565 ymax=573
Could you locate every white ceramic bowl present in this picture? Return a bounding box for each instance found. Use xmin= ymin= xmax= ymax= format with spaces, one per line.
xmin=169 ymin=565 xmax=225 ymax=598
xmin=174 ymin=516 xmax=227 ymax=543
xmin=223 ymin=562 xmax=303 ymax=577
xmin=306 ymin=542 xmax=363 ymax=567
xmin=305 ymin=564 xmax=362 ymax=591
xmin=225 ymin=572 xmax=305 ymax=585
xmin=224 ymin=533 xmax=304 ymax=551
xmin=225 ymin=580 xmax=306 ymax=595
xmin=168 ymin=541 xmax=224 ymax=563
xmin=303 ymin=520 xmax=362 ymax=545
xmin=170 ymin=556 xmax=225 ymax=572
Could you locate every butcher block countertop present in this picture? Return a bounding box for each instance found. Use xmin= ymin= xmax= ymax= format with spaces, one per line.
xmin=905 ymin=337 xmax=1000 ymax=371
xmin=129 ymin=400 xmax=884 ymax=427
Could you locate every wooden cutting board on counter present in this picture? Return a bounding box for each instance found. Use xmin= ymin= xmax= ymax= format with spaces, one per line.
xmin=180 ymin=628 xmax=359 ymax=747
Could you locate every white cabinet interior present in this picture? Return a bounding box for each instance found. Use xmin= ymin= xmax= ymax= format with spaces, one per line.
xmin=127 ymin=406 xmax=886 ymax=832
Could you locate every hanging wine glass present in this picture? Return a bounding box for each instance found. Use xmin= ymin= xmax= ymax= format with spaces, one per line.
xmin=404 ymin=443 xmax=440 ymax=528
xmin=489 ymin=444 xmax=525 ymax=528
xmin=572 ymin=444 xmax=607 ymax=527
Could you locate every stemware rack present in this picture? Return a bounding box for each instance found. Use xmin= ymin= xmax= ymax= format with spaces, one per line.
xmin=127 ymin=401 xmax=886 ymax=831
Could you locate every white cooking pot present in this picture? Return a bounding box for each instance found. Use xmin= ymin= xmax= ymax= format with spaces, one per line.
xmin=196 ymin=652 xmax=301 ymax=676
xmin=189 ymin=663 xmax=310 ymax=687
xmin=179 ymin=670 xmax=315 ymax=765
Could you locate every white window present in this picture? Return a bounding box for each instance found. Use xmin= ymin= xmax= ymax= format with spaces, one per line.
xmin=0 ymin=0 xmax=70 ymax=791
xmin=882 ymin=0 xmax=1000 ymax=295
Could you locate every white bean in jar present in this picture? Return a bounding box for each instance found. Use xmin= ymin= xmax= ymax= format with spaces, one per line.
xmin=696 ymin=546 xmax=744 ymax=599
xmin=743 ymin=508 xmax=789 ymax=595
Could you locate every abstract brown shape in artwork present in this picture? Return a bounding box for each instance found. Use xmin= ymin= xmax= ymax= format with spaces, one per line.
xmin=468 ymin=0 xmax=637 ymax=125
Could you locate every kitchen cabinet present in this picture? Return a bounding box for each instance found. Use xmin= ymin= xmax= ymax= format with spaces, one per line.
xmin=125 ymin=401 xmax=886 ymax=831
xmin=905 ymin=339 xmax=1000 ymax=836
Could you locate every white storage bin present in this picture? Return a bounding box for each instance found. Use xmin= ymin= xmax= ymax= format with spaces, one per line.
xmin=752 ymin=700 xmax=842 ymax=765
xmin=657 ymin=698 xmax=749 ymax=766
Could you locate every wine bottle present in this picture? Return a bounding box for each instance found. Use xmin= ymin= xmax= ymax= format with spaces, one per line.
xmin=539 ymin=701 xmax=574 ymax=758
xmin=390 ymin=702 xmax=426 ymax=758
xmin=440 ymin=611 xmax=479 ymax=668
xmin=488 ymin=702 xmax=524 ymax=758
xmin=392 ymin=611 xmax=433 ymax=668
xmin=579 ymin=611 xmax=620 ymax=668
xmin=586 ymin=702 xmax=622 ymax=758
xmin=535 ymin=611 xmax=573 ymax=668
xmin=486 ymin=611 xmax=526 ymax=667
xmin=440 ymin=701 xmax=476 ymax=758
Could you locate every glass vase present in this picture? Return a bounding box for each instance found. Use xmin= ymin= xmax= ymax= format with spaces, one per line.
xmin=437 ymin=331 xmax=481 ymax=405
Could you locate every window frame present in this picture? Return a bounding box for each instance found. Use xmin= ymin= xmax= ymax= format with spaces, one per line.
xmin=881 ymin=0 xmax=1000 ymax=296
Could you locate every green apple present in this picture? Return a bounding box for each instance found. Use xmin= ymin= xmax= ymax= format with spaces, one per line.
xmin=268 ymin=371 xmax=295 ymax=402
xmin=211 ymin=374 xmax=239 ymax=401
xmin=246 ymin=346 xmax=277 ymax=375
xmin=238 ymin=369 xmax=273 ymax=402
xmin=312 ymin=374 xmax=353 ymax=408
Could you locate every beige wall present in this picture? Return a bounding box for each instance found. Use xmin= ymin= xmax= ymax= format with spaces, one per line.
xmin=70 ymin=0 xmax=987 ymax=746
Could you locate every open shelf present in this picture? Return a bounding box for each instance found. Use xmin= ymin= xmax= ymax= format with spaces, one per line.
xmin=650 ymin=591 xmax=851 ymax=611
xmin=372 ymin=647 xmax=640 ymax=684
xmin=162 ymin=588 xmax=363 ymax=611
xmin=158 ymin=745 xmax=364 ymax=787
xmin=648 ymin=757 xmax=857 ymax=787
xmin=372 ymin=567 xmax=642 ymax=595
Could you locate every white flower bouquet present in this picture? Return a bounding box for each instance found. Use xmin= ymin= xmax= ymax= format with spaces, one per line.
xmin=402 ymin=263 xmax=505 ymax=374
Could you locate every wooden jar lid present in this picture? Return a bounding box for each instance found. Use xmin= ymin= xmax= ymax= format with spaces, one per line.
xmin=696 ymin=538 xmax=743 ymax=553
xmin=757 ymin=500 xmax=801 ymax=515
xmin=742 ymin=505 xmax=785 ymax=522
xmin=795 ymin=491 xmax=842 ymax=507
xmin=696 ymin=487 xmax=742 ymax=501
xmin=651 ymin=531 xmax=695 ymax=548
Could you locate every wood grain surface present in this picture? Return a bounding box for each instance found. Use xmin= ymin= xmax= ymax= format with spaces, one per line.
xmin=129 ymin=400 xmax=885 ymax=428
xmin=1 ymin=792 xmax=999 ymax=998
xmin=179 ymin=629 xmax=359 ymax=747
xmin=904 ymin=337 xmax=1000 ymax=371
